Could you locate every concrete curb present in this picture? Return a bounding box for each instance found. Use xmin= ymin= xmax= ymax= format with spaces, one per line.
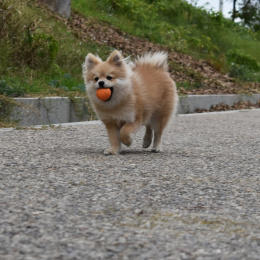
xmin=6 ymin=94 xmax=260 ymax=126
xmin=178 ymin=94 xmax=260 ymax=114
xmin=10 ymin=97 xmax=89 ymax=126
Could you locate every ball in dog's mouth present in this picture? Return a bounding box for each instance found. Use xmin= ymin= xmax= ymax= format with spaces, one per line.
xmin=96 ymin=88 xmax=113 ymax=101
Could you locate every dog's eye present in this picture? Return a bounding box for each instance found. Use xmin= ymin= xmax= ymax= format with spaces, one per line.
xmin=94 ymin=77 xmax=99 ymax=82
xmin=106 ymin=76 xmax=113 ymax=80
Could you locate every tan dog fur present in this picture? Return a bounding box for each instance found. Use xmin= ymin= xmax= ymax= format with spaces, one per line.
xmin=83 ymin=50 xmax=178 ymax=155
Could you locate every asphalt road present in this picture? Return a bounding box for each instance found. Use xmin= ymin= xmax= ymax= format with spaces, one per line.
xmin=0 ymin=109 xmax=259 ymax=260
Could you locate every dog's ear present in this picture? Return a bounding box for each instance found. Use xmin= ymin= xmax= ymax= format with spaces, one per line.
xmin=85 ymin=53 xmax=101 ymax=70
xmin=107 ymin=50 xmax=124 ymax=67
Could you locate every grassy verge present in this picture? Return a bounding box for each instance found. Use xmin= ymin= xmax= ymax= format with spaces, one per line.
xmin=0 ymin=0 xmax=111 ymax=97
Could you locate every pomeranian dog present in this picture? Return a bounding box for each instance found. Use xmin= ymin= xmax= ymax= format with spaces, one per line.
xmin=83 ymin=50 xmax=178 ymax=155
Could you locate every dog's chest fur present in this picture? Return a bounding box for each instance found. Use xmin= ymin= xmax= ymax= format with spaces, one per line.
xmin=95 ymin=104 xmax=136 ymax=124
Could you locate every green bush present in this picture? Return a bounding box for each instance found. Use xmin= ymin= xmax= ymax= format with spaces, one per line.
xmin=226 ymin=50 xmax=260 ymax=71
xmin=49 ymin=74 xmax=86 ymax=92
xmin=226 ymin=49 xmax=260 ymax=81
xmin=0 ymin=80 xmax=26 ymax=97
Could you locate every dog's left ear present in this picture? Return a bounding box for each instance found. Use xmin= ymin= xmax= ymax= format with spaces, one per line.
xmin=107 ymin=51 xmax=124 ymax=67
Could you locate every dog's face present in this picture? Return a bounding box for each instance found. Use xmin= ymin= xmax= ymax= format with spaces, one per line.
xmin=83 ymin=51 xmax=132 ymax=106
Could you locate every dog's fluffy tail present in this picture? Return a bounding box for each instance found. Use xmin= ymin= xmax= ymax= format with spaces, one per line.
xmin=134 ymin=52 xmax=168 ymax=72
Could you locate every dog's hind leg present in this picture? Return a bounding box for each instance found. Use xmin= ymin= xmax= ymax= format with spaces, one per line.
xmin=151 ymin=125 xmax=164 ymax=153
xmin=150 ymin=112 xmax=170 ymax=153
xmin=143 ymin=125 xmax=153 ymax=148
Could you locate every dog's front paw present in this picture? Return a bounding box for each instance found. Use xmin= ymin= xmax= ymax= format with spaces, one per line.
xmin=104 ymin=147 xmax=119 ymax=155
xmin=120 ymin=133 xmax=132 ymax=147
xmin=151 ymin=146 xmax=163 ymax=153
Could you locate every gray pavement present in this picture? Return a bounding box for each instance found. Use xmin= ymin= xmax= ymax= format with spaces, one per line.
xmin=0 ymin=109 xmax=260 ymax=260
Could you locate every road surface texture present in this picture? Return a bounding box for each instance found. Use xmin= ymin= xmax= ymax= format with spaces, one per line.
xmin=0 ymin=109 xmax=259 ymax=260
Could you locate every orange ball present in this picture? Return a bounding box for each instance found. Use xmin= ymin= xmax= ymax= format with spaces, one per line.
xmin=96 ymin=88 xmax=112 ymax=101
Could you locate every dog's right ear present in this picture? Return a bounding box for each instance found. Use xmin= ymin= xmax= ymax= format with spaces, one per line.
xmin=85 ymin=54 xmax=101 ymax=70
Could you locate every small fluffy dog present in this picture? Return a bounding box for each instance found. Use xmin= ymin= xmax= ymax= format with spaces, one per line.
xmin=83 ymin=50 xmax=178 ymax=155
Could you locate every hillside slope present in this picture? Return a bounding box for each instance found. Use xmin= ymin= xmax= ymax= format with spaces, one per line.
xmin=1 ymin=0 xmax=259 ymax=97
xmin=65 ymin=12 xmax=259 ymax=95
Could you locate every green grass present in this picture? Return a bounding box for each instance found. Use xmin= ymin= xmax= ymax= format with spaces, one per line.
xmin=72 ymin=0 xmax=260 ymax=80
xmin=0 ymin=0 xmax=111 ymax=97
xmin=0 ymin=0 xmax=259 ymax=99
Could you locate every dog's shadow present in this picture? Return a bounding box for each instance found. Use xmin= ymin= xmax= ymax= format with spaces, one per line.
xmin=74 ymin=147 xmax=160 ymax=156
xmin=119 ymin=149 xmax=153 ymax=155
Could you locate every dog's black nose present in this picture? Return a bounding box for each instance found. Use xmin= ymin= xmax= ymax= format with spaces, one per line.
xmin=99 ymin=81 xmax=105 ymax=88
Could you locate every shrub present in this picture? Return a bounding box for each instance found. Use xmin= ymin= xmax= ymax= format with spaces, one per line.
xmin=226 ymin=49 xmax=260 ymax=71
xmin=226 ymin=50 xmax=260 ymax=81
xmin=0 ymin=80 xmax=26 ymax=97
xmin=49 ymin=74 xmax=86 ymax=92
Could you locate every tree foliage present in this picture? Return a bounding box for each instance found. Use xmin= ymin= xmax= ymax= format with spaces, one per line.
xmin=232 ymin=0 xmax=260 ymax=31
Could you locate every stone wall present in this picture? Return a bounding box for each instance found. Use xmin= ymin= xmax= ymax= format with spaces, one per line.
xmin=41 ymin=0 xmax=71 ymax=18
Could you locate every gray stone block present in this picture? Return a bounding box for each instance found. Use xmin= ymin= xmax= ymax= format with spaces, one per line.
xmin=42 ymin=0 xmax=71 ymax=18
xmin=11 ymin=97 xmax=89 ymax=126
